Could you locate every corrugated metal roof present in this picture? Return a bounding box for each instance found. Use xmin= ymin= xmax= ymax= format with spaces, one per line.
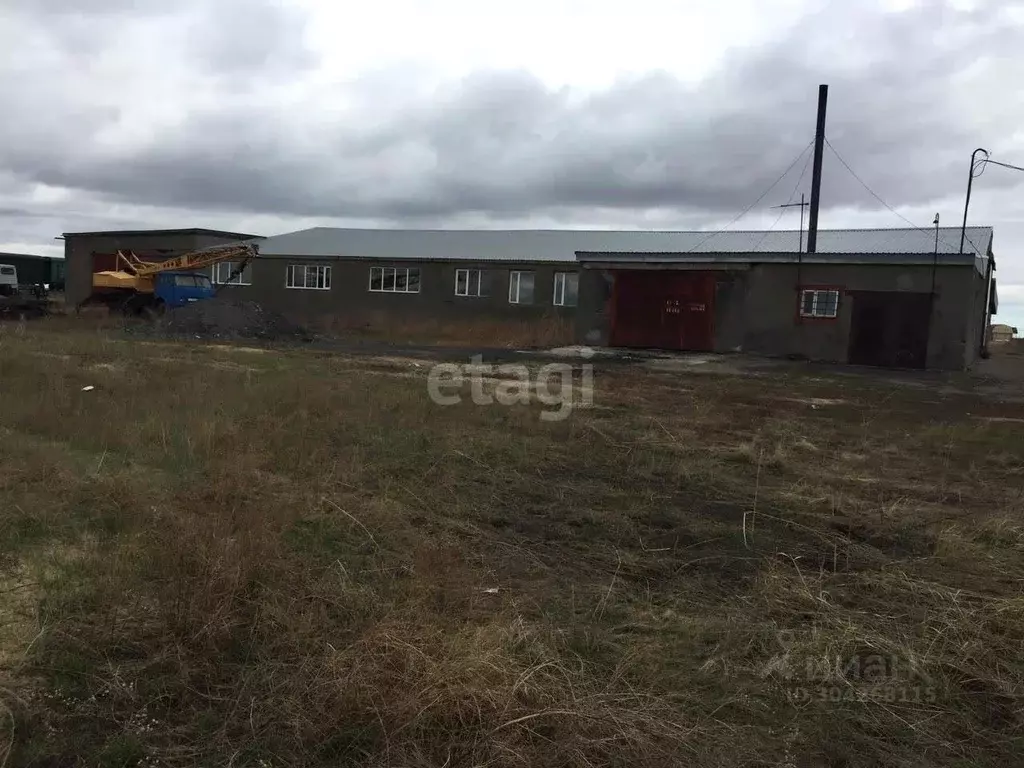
xmin=254 ymin=226 xmax=994 ymax=263
xmin=578 ymin=250 xmax=990 ymax=276
xmin=62 ymin=228 xmax=263 ymax=240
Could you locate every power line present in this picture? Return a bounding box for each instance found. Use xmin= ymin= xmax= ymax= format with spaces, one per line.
xmin=751 ymin=144 xmax=814 ymax=252
xmin=981 ymin=157 xmax=1024 ymax=174
xmin=685 ymin=140 xmax=814 ymax=253
xmin=824 ymin=137 xmax=980 ymax=255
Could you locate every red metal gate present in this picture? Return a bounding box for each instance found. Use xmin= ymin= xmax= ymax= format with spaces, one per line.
xmin=610 ymin=271 xmax=715 ymax=351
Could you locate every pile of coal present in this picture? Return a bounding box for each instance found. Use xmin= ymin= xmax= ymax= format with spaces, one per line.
xmin=130 ymin=299 xmax=313 ymax=341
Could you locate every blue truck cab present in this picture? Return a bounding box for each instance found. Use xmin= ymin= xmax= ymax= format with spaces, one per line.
xmin=154 ymin=271 xmax=215 ymax=309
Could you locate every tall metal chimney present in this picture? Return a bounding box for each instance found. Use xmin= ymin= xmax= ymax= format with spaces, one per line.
xmin=806 ymin=84 xmax=829 ymax=254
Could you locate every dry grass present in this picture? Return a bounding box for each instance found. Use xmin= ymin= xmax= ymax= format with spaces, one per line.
xmin=1 ymin=320 xmax=1024 ymax=766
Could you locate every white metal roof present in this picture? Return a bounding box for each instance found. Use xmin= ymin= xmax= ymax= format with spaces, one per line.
xmin=253 ymin=226 xmax=994 ymax=265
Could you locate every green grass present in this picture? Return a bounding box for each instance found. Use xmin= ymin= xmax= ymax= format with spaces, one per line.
xmin=1 ymin=320 xmax=1023 ymax=766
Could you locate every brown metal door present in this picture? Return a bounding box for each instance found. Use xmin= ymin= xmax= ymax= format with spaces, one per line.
xmin=611 ymin=271 xmax=663 ymax=347
xmin=848 ymin=291 xmax=931 ymax=369
xmin=673 ymin=272 xmax=714 ymax=351
xmin=611 ymin=271 xmax=715 ymax=351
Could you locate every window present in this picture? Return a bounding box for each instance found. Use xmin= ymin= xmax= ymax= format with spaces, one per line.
xmin=455 ymin=269 xmax=491 ymax=297
xmin=508 ymin=271 xmax=535 ymax=304
xmin=369 ymin=266 xmax=421 ymax=293
xmin=800 ymin=288 xmax=840 ymax=318
xmin=173 ymin=274 xmax=197 ymax=287
xmin=211 ymin=261 xmax=252 ymax=285
xmin=195 ymin=275 xmax=212 ymax=290
xmin=553 ymin=272 xmax=579 ymax=307
xmin=0 ymin=267 xmax=14 ymax=276
xmin=286 ymin=264 xmax=331 ymax=290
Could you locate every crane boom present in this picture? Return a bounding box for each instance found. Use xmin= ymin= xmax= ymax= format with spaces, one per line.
xmin=117 ymin=242 xmax=259 ymax=277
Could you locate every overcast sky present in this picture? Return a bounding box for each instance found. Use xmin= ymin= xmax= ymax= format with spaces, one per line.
xmin=1 ymin=0 xmax=1022 ymax=326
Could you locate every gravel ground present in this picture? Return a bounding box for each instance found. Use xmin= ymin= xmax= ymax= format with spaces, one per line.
xmin=130 ymin=299 xmax=314 ymax=341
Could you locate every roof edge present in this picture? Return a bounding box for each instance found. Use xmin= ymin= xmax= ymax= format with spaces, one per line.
xmin=62 ymin=228 xmax=263 ymax=239
xmin=0 ymin=252 xmax=62 ymax=260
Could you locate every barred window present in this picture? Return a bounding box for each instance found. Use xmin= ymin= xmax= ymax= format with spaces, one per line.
xmin=800 ymin=289 xmax=840 ymax=318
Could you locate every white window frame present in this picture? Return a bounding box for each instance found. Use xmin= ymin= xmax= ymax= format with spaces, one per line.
xmin=508 ymin=270 xmax=535 ymax=305
xmin=368 ymin=266 xmax=421 ymax=294
xmin=286 ymin=264 xmax=331 ymax=290
xmin=553 ymin=272 xmax=579 ymax=307
xmin=211 ymin=261 xmax=252 ymax=286
xmin=799 ymin=288 xmax=840 ymax=318
xmin=455 ymin=268 xmax=488 ymax=297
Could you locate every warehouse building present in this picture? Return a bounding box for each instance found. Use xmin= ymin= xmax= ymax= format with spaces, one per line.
xmin=60 ymin=224 xmax=996 ymax=371
xmin=575 ymin=227 xmax=996 ymax=370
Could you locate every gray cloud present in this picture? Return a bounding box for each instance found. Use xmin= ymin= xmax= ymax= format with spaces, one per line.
xmin=184 ymin=0 xmax=316 ymax=77
xmin=0 ymin=0 xmax=1021 ymax=234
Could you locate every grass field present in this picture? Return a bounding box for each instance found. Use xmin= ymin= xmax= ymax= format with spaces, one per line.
xmin=2 ymin=323 xmax=1023 ymax=767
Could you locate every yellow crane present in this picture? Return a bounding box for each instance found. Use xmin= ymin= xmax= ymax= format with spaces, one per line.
xmin=87 ymin=242 xmax=259 ymax=314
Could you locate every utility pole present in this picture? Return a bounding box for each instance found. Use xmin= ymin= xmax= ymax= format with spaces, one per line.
xmin=806 ymin=84 xmax=829 ymax=254
xmin=773 ymin=194 xmax=809 ymax=253
xmin=776 ymin=193 xmax=811 ymax=326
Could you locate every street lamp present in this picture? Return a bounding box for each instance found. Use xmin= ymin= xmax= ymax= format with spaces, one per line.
xmin=957 ymin=148 xmax=1024 ymax=359
xmin=960 ymin=148 xmax=1024 ymax=254
xmin=959 ymin=148 xmax=989 ymax=254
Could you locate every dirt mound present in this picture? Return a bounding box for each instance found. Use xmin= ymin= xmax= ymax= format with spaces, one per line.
xmin=137 ymin=299 xmax=313 ymax=341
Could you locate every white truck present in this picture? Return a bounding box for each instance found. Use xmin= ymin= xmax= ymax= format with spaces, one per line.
xmin=0 ymin=264 xmax=17 ymax=296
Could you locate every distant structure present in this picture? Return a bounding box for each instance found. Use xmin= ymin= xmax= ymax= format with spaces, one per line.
xmin=989 ymin=324 xmax=1018 ymax=345
xmin=0 ymin=251 xmax=65 ymax=290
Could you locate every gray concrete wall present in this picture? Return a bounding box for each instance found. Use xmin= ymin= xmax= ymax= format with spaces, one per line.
xmin=964 ymin=261 xmax=991 ymax=367
xmin=575 ymin=268 xmax=614 ymax=345
xmin=577 ymin=262 xmax=978 ymax=370
xmin=215 ymin=256 xmax=580 ymax=324
xmin=712 ymin=271 xmax=748 ymax=352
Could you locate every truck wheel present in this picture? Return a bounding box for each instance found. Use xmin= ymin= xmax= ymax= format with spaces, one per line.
xmin=144 ymin=300 xmax=166 ymax=320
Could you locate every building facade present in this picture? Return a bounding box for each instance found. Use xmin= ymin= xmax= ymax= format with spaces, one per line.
xmin=208 ymin=228 xmax=582 ymax=324
xmin=576 ymin=257 xmax=991 ymax=370
xmin=215 ymin=256 xmax=580 ymax=322
xmin=59 ymin=225 xmax=997 ymax=371
xmin=574 ymin=227 xmax=995 ymax=370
